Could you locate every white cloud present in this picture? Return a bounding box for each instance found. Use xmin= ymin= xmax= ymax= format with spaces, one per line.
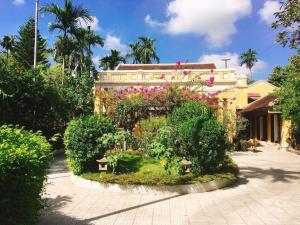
xmin=13 ymin=0 xmax=25 ymax=5
xmin=144 ymin=14 xmax=165 ymax=28
xmin=145 ymin=0 xmax=252 ymax=48
xmin=258 ymin=0 xmax=280 ymax=25
xmin=198 ymin=52 xmax=266 ymax=76
xmin=92 ymin=55 xmax=101 ymax=67
xmin=104 ymin=34 xmax=129 ymax=55
xmin=78 ymin=16 xmax=100 ymax=31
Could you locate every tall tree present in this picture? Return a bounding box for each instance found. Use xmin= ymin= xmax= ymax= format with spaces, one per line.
xmin=0 ymin=35 xmax=14 ymax=60
xmin=138 ymin=36 xmax=160 ymax=64
xmin=127 ymin=36 xmax=160 ymax=64
xmin=100 ymin=49 xmax=126 ymax=70
xmin=75 ymin=27 xmax=104 ymax=72
xmin=12 ymin=18 xmax=48 ymax=70
xmin=240 ymin=49 xmax=258 ymax=79
xmin=41 ymin=0 xmax=93 ymax=71
xmin=272 ymin=0 xmax=300 ymax=49
xmin=127 ymin=42 xmax=141 ymax=64
xmin=268 ymin=65 xmax=290 ymax=87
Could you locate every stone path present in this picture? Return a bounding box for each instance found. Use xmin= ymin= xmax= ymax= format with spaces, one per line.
xmin=39 ymin=143 xmax=300 ymax=225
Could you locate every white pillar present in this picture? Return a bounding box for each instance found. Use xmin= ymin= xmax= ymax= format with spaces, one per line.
xmin=260 ymin=116 xmax=263 ymax=140
xmin=274 ymin=114 xmax=279 ymax=142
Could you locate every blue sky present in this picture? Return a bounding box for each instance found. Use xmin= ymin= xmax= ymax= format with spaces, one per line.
xmin=0 ymin=0 xmax=296 ymax=80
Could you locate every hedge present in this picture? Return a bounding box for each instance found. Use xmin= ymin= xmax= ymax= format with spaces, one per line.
xmin=0 ymin=125 xmax=53 ymax=225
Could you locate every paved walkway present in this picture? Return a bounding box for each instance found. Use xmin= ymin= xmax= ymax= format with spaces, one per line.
xmin=39 ymin=144 xmax=300 ymax=225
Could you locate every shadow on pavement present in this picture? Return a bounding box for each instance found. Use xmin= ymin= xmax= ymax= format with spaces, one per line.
xmin=239 ymin=166 xmax=300 ymax=183
xmin=40 ymin=195 xmax=94 ymax=225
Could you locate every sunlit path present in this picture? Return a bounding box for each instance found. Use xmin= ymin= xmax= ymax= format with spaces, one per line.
xmin=39 ymin=144 xmax=300 ymax=225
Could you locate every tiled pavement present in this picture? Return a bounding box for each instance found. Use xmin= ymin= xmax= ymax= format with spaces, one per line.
xmin=39 ymin=143 xmax=300 ymax=225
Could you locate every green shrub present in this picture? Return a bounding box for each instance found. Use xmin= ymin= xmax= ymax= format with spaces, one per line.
xmin=64 ymin=115 xmax=116 ymax=175
xmin=169 ymin=101 xmax=213 ymax=125
xmin=135 ymin=116 xmax=167 ymax=149
xmin=196 ymin=119 xmax=228 ymax=174
xmin=0 ymin=125 xmax=53 ymax=225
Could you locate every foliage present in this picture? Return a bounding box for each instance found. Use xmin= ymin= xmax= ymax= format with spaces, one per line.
xmin=0 ymin=125 xmax=52 ymax=225
xmin=228 ymin=114 xmax=249 ymax=150
xmin=268 ymin=66 xmax=290 ymax=86
xmin=134 ymin=116 xmax=167 ymax=149
xmin=81 ymin=154 xmax=238 ymax=185
xmin=41 ymin=0 xmax=94 ymax=72
xmin=100 ymin=49 xmax=126 ymax=70
xmin=64 ymin=115 xmax=116 ymax=175
xmin=12 ymin=18 xmax=49 ymax=70
xmin=116 ymin=95 xmax=148 ymax=131
xmin=272 ymin=0 xmax=300 ymax=49
xmin=240 ymin=48 xmax=258 ymax=78
xmin=98 ymin=130 xmax=135 ymax=151
xmin=196 ymin=119 xmax=228 ymax=173
xmin=0 ymin=65 xmax=67 ymax=137
xmin=169 ymin=101 xmax=213 ymax=125
xmin=275 ymin=54 xmax=300 ymax=125
xmin=62 ymin=72 xmax=94 ymax=117
xmin=107 ymin=153 xmax=124 ymax=174
xmin=0 ymin=35 xmax=14 ymax=59
xmin=127 ymin=36 xmax=160 ymax=64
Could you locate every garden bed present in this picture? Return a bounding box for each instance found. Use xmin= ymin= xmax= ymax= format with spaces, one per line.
xmin=74 ymin=154 xmax=239 ymax=194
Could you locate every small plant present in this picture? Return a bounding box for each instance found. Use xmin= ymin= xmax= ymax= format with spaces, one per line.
xmin=107 ymin=153 xmax=124 ymax=174
xmin=98 ymin=130 xmax=135 ymax=151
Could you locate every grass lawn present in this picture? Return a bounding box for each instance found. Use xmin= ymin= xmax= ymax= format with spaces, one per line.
xmin=81 ymin=153 xmax=239 ymax=186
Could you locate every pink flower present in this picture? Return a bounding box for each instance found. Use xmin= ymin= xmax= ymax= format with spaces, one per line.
xmin=176 ymin=60 xmax=181 ymax=66
xmin=183 ymin=70 xmax=189 ymax=76
xmin=209 ymin=76 xmax=215 ymax=83
xmin=160 ymin=74 xmax=165 ymax=79
xmin=210 ymin=69 xmax=214 ymax=74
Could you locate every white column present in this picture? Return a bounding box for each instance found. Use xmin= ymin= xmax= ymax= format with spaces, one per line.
xmin=274 ymin=114 xmax=279 ymax=142
xmin=260 ymin=116 xmax=263 ymax=140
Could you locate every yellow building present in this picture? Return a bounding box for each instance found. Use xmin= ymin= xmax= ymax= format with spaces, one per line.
xmin=94 ymin=63 xmax=291 ymax=149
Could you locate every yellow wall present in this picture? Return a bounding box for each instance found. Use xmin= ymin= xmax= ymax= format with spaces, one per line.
xmin=246 ymin=81 xmax=276 ymax=97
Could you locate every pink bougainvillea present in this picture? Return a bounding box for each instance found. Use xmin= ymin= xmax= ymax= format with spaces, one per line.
xmin=95 ymin=61 xmax=228 ymax=119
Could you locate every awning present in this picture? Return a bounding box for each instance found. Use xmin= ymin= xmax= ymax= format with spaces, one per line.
xmin=241 ymin=95 xmax=277 ymax=114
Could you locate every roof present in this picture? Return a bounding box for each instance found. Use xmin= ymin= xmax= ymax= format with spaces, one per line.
xmin=241 ymin=95 xmax=277 ymax=113
xmin=115 ymin=63 xmax=216 ymax=71
xmin=247 ymin=93 xmax=261 ymax=97
xmin=247 ymin=80 xmax=277 ymax=89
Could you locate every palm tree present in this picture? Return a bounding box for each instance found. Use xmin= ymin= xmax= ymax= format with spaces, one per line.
xmin=127 ymin=42 xmax=141 ymax=64
xmin=75 ymin=27 xmax=104 ymax=72
xmin=41 ymin=0 xmax=93 ymax=71
xmin=0 ymin=35 xmax=14 ymax=60
xmin=127 ymin=36 xmax=160 ymax=64
xmin=100 ymin=50 xmax=126 ymax=70
xmin=240 ymin=49 xmax=258 ymax=79
xmin=138 ymin=36 xmax=160 ymax=64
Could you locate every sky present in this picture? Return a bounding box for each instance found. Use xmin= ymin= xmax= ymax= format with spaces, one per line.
xmin=0 ymin=0 xmax=297 ymax=80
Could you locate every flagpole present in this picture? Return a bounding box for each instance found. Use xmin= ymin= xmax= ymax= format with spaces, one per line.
xmin=34 ymin=0 xmax=39 ymax=68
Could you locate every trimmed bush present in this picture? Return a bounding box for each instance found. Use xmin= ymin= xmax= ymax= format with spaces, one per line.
xmin=0 ymin=125 xmax=53 ymax=225
xmin=64 ymin=115 xmax=116 ymax=175
xmin=169 ymin=101 xmax=213 ymax=125
xmin=196 ymin=119 xmax=228 ymax=174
